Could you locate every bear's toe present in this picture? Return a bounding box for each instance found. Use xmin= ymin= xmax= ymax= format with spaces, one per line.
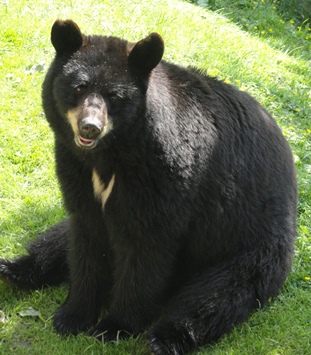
xmin=91 ymin=316 xmax=132 ymax=342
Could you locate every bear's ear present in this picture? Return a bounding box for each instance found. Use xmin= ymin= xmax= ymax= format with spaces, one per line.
xmin=51 ymin=19 xmax=84 ymax=56
xmin=128 ymin=33 xmax=164 ymax=74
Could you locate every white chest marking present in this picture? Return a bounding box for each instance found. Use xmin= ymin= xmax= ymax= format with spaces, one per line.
xmin=92 ymin=169 xmax=115 ymax=207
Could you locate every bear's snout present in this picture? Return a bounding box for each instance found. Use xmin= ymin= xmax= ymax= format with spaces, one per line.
xmin=79 ymin=118 xmax=103 ymax=140
xmin=74 ymin=117 xmax=104 ymax=149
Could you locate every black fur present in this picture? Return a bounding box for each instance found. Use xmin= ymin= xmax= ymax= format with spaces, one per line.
xmin=0 ymin=20 xmax=297 ymax=354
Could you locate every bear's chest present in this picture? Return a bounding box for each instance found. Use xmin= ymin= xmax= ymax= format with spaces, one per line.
xmin=92 ymin=169 xmax=115 ymax=208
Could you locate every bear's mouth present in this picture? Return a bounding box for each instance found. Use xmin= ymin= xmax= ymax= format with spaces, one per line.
xmin=75 ymin=135 xmax=99 ymax=149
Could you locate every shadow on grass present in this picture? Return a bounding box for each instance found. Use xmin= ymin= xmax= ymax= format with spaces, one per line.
xmin=180 ymin=0 xmax=311 ymax=137
xmin=185 ymin=0 xmax=311 ymax=60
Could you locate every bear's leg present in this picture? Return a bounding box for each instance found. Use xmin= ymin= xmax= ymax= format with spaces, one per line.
xmin=90 ymin=242 xmax=178 ymax=342
xmin=0 ymin=219 xmax=69 ymax=290
xmin=53 ymin=214 xmax=113 ymax=336
xmin=148 ymin=247 xmax=292 ymax=355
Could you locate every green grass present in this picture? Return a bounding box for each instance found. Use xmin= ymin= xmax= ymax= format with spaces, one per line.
xmin=0 ymin=0 xmax=310 ymax=353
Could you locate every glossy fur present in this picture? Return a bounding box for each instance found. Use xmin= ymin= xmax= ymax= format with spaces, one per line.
xmin=0 ymin=20 xmax=297 ymax=354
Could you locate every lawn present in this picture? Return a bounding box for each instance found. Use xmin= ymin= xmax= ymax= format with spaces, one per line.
xmin=0 ymin=0 xmax=310 ymax=354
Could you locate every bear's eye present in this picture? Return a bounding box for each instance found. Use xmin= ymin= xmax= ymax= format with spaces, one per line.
xmin=74 ymin=84 xmax=88 ymax=94
xmin=107 ymin=92 xmax=118 ymax=101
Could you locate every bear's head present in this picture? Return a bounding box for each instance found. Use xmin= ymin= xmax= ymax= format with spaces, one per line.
xmin=44 ymin=20 xmax=164 ymax=150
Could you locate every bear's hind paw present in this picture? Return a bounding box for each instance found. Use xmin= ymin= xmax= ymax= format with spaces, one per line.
xmin=0 ymin=257 xmax=46 ymax=290
xmin=0 ymin=259 xmax=25 ymax=287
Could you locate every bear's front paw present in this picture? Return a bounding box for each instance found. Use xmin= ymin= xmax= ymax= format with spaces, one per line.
xmin=148 ymin=322 xmax=196 ymax=355
xmin=53 ymin=307 xmax=95 ymax=336
xmin=91 ymin=316 xmax=132 ymax=342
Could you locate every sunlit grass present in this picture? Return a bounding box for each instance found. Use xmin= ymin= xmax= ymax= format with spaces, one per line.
xmin=0 ymin=0 xmax=310 ymax=354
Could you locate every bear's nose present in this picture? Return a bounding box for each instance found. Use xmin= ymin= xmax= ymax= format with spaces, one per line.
xmin=79 ymin=120 xmax=102 ymax=140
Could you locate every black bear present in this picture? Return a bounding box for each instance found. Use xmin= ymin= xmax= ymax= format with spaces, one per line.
xmin=0 ymin=20 xmax=297 ymax=354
